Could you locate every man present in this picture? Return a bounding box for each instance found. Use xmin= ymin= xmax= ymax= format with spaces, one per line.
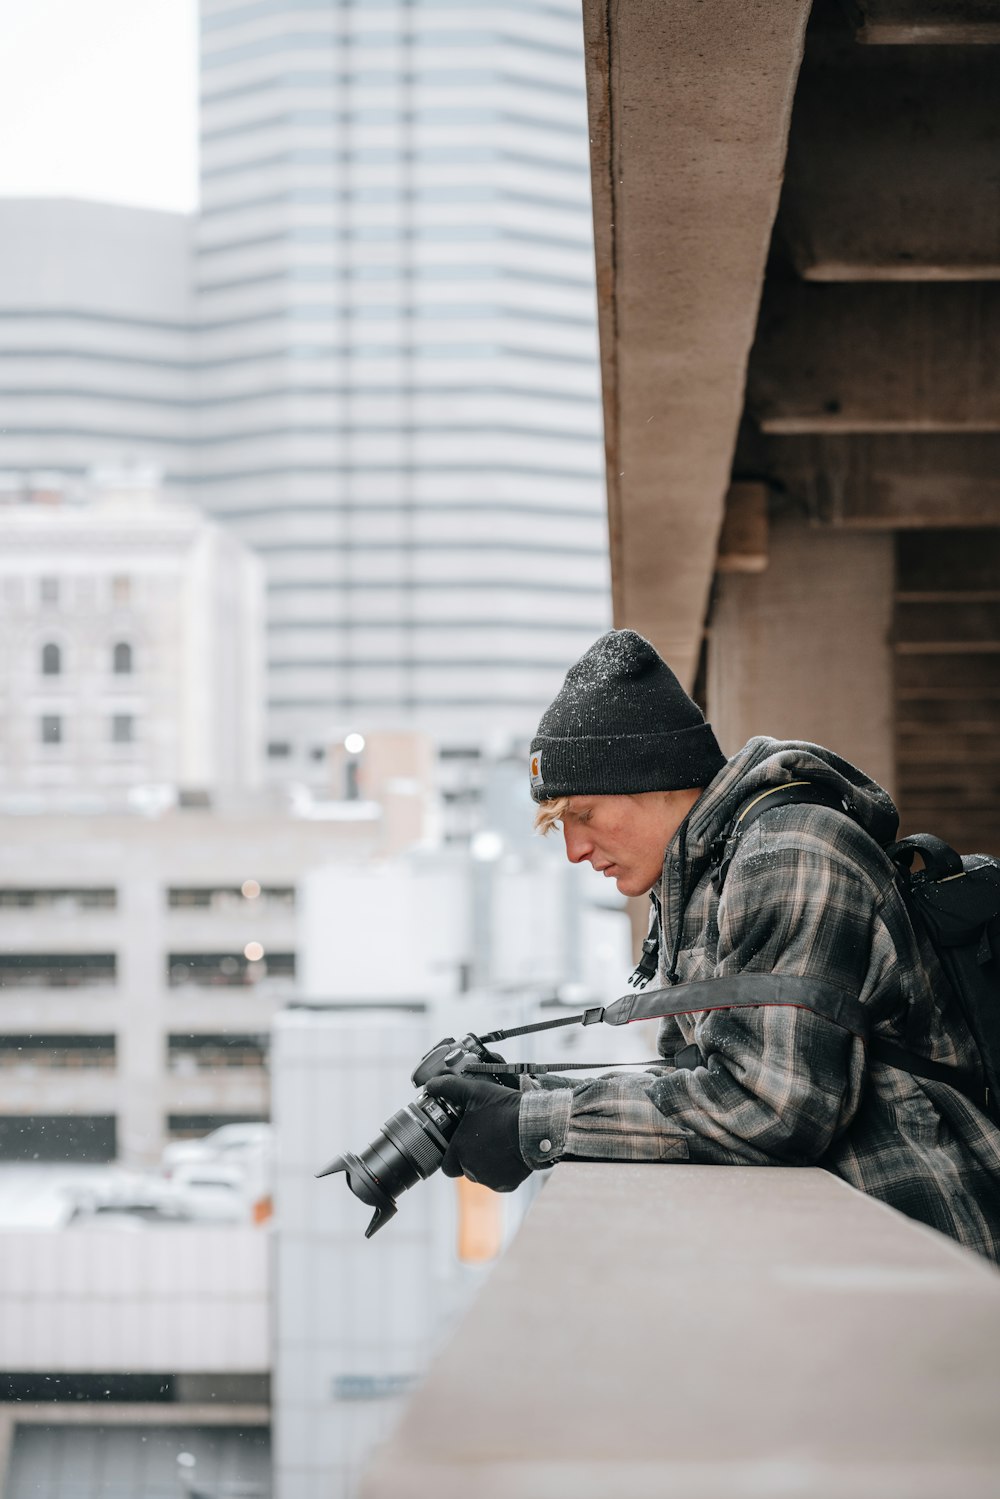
xmin=427 ymin=630 xmax=1000 ymax=1260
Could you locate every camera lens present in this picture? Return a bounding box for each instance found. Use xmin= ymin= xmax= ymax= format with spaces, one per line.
xmin=317 ymin=1091 xmax=459 ymax=1238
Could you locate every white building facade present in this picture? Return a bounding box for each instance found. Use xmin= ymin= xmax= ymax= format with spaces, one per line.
xmin=0 ymin=726 xmax=438 ymax=1166
xmin=0 ymin=474 xmax=264 ymax=807
xmin=0 ymin=808 xmax=378 ymax=1164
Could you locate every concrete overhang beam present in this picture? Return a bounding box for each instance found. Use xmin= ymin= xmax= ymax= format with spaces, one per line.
xmin=583 ymin=0 xmax=810 ymax=687
xmin=845 ymin=0 xmax=1000 ymax=43
xmin=764 ymin=433 xmax=1000 ymax=527
xmin=749 ymin=282 xmax=1000 ymax=433
xmin=776 ymin=39 xmax=1000 ymax=280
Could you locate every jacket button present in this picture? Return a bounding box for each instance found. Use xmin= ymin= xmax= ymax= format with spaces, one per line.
xmin=539 ymin=1138 xmax=552 ymax=1153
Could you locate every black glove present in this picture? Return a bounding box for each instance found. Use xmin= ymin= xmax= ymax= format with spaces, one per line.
xmin=424 ymin=1075 xmax=531 ymax=1192
xmin=425 ymin=1038 xmax=519 ymax=1088
xmin=478 ymin=1045 xmax=520 ymax=1089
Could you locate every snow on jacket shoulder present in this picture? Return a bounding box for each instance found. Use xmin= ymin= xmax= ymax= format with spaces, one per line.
xmin=519 ymin=737 xmax=1000 ymax=1261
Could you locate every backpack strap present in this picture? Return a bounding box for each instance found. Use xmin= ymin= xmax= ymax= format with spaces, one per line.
xmin=888 ymin=833 xmax=964 ymax=882
xmin=711 ymin=780 xmax=847 ymax=896
xmin=867 ymin=1036 xmax=988 ymax=1110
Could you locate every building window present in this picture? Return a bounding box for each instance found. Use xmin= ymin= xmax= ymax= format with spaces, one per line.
xmin=0 ymin=1035 xmax=116 ymax=1071
xmin=111 ymin=575 xmax=131 ymax=605
xmin=111 ymin=714 xmax=134 ymax=744
xmin=112 ymin=641 xmax=133 ymax=675
xmin=0 ymin=1115 xmax=117 ymax=1163
xmin=167 ymin=1034 xmax=268 ymax=1073
xmin=267 ymin=742 xmax=291 ymax=758
xmin=39 ymin=577 xmax=59 ymax=605
xmin=167 ymin=952 xmax=295 ymax=988
xmin=167 ymin=886 xmax=295 ymax=910
xmin=40 ymin=642 xmax=61 ymax=676
xmin=0 ymin=888 xmax=116 ymax=911
xmin=0 ymin=954 xmax=117 ymax=988
xmin=40 ymin=715 xmax=62 ymax=745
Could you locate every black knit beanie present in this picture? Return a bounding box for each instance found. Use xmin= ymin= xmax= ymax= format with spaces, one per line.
xmin=529 ymin=630 xmax=727 ymax=802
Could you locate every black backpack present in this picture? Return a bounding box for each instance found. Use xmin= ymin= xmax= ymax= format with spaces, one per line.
xmin=709 ymin=783 xmax=1000 ymax=1125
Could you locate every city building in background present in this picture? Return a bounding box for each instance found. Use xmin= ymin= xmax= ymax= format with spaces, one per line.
xmin=0 ymin=6 xmax=613 ymax=1494
xmin=0 ymin=1 xmax=611 ymax=808
xmin=0 ymin=1226 xmax=271 ymax=1498
xmin=0 ymin=810 xmax=361 ymax=1165
xmin=0 ymin=467 xmax=263 ymax=810
xmin=271 ymin=1000 xmax=559 ymax=1499
xmin=195 ymin=0 xmax=609 ymax=770
xmin=0 ymin=762 xmax=630 ymax=1169
xmin=0 ymin=196 xmax=193 ymax=488
xmin=0 ymin=726 xmax=443 ymax=1166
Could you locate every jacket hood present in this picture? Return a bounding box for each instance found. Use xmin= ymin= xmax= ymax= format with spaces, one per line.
xmin=684 ymin=736 xmax=899 ymax=855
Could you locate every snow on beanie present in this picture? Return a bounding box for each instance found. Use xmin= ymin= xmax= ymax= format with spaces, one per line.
xmin=529 ymin=629 xmax=727 ymax=802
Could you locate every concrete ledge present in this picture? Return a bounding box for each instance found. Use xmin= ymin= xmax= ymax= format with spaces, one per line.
xmin=363 ymin=1164 xmax=1000 ymax=1499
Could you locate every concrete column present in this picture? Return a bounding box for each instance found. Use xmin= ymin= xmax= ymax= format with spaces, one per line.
xmin=706 ymin=514 xmax=896 ymax=797
xmin=116 ymin=850 xmax=165 ymax=1164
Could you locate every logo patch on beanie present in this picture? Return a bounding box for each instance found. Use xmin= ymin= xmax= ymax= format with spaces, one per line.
xmin=529 ymin=750 xmax=544 ymax=790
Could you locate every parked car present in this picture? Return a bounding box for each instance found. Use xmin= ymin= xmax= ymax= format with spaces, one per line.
xmin=160 ymin=1162 xmax=249 ymax=1223
xmin=68 ymin=1170 xmax=174 ymax=1222
xmin=161 ymin=1122 xmax=272 ymax=1177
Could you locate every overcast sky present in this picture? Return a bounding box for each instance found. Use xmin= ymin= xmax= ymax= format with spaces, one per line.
xmin=0 ymin=0 xmax=198 ymax=214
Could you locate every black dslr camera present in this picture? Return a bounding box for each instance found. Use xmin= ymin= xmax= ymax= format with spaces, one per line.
xmin=317 ymin=1032 xmax=505 ymax=1239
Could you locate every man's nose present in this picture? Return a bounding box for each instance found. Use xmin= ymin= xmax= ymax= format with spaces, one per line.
xmin=562 ymin=822 xmax=593 ymax=865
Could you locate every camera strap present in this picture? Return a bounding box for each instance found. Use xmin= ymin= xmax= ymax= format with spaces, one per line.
xmin=470 ymin=973 xmax=870 ymax=1077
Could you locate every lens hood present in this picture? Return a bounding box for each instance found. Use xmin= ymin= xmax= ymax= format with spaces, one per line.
xmin=316 ymin=1150 xmax=398 ymax=1238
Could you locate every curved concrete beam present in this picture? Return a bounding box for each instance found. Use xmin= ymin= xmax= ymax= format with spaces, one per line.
xmin=583 ymin=0 xmax=810 ymax=686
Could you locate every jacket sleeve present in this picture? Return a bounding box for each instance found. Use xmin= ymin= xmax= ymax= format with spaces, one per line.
xmin=519 ymin=831 xmax=894 ymax=1171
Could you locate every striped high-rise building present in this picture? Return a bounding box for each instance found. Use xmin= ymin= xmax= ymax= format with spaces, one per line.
xmin=0 ymin=1 xmax=610 ymax=786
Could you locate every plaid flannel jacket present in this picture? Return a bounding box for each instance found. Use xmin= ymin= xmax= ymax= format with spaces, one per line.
xmin=520 ymin=738 xmax=1000 ymax=1262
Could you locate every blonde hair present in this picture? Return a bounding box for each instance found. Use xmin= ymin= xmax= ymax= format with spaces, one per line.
xmin=533 ymin=795 xmax=571 ymax=835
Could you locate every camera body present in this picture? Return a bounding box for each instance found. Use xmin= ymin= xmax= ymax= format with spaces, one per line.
xmin=317 ymin=1031 xmax=502 ymax=1239
xmin=410 ymin=1031 xmax=498 ymax=1089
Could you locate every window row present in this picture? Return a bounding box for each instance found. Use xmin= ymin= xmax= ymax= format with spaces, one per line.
xmin=40 ymin=714 xmax=136 ymax=745
xmin=0 ymin=1035 xmax=116 ymax=1071
xmin=169 ymin=885 xmax=295 ymax=910
xmin=0 ymin=1033 xmax=269 ymax=1073
xmin=0 ymin=886 xmax=296 ymax=911
xmin=0 ymin=1113 xmax=270 ymax=1162
xmin=0 ymin=888 xmax=117 ymax=911
xmin=35 ymin=576 xmax=131 ymax=607
xmin=168 ymin=952 xmax=296 ymax=988
xmin=0 ymin=953 xmax=296 ymax=988
xmin=40 ymin=642 xmax=134 ymax=676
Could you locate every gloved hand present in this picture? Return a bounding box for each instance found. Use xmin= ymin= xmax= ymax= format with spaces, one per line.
xmin=478 ymin=1045 xmax=521 ymax=1090
xmin=424 ymin=1074 xmax=531 ymax=1192
xmin=425 ymin=1038 xmax=519 ymax=1088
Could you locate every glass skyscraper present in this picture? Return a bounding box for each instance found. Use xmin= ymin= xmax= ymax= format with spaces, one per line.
xmin=196 ymin=0 xmax=610 ymax=766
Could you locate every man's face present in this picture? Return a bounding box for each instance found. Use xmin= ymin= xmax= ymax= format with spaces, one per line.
xmin=559 ymin=789 xmax=702 ymax=897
